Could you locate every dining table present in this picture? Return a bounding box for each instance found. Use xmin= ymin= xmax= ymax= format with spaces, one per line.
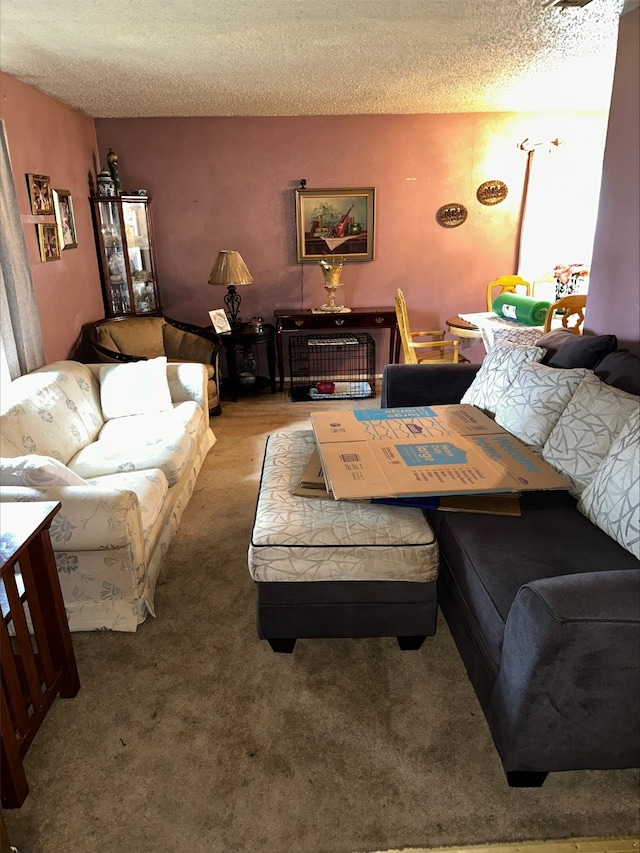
xmin=447 ymin=312 xmax=545 ymax=351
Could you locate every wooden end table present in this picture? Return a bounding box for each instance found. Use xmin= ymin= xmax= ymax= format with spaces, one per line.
xmin=219 ymin=323 xmax=277 ymax=402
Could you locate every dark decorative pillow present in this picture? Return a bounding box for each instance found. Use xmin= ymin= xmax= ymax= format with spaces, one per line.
xmin=535 ymin=329 xmax=617 ymax=369
xmin=594 ymin=350 xmax=640 ymax=396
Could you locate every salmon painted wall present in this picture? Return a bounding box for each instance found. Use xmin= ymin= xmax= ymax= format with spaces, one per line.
xmin=0 ymin=72 xmax=104 ymax=363
xmin=94 ymin=111 xmax=609 ymax=366
xmin=587 ymin=7 xmax=640 ymax=355
xmin=4 ymin=42 xmax=637 ymax=373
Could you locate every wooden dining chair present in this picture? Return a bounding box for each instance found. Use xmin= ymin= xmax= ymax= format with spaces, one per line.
xmin=486 ymin=275 xmax=531 ymax=311
xmin=543 ymin=294 xmax=587 ymax=334
xmin=394 ymin=289 xmax=461 ymax=363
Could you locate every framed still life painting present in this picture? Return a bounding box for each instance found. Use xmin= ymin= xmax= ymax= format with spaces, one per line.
xmin=295 ymin=187 xmax=376 ymax=263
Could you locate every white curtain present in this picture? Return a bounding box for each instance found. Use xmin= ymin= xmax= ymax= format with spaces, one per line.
xmin=0 ymin=119 xmax=45 ymax=379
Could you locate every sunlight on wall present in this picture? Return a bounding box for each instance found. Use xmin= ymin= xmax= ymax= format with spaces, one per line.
xmin=477 ymin=14 xmax=619 ymax=297
xmin=516 ymin=123 xmax=608 ymax=294
xmin=472 ymin=111 xmax=609 ymax=299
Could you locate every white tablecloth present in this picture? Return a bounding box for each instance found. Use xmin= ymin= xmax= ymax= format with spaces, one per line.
xmin=458 ymin=312 xmax=544 ymax=351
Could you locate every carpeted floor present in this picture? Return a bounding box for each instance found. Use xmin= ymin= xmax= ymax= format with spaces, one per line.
xmin=4 ymin=388 xmax=640 ymax=853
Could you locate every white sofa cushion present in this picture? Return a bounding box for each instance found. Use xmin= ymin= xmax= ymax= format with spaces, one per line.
xmin=542 ymin=373 xmax=640 ymax=497
xmin=494 ymin=362 xmax=591 ymax=451
xmin=98 ymin=401 xmax=207 ymax=445
xmin=0 ymin=455 xmax=88 ymax=487
xmin=0 ymin=367 xmax=102 ymax=462
xmin=32 ymin=361 xmax=105 ymax=439
xmin=578 ymin=410 xmax=640 ymax=559
xmin=68 ymin=426 xmax=194 ymax=487
xmin=99 ymin=357 xmax=173 ymax=419
xmin=460 ymin=340 xmax=545 ymax=417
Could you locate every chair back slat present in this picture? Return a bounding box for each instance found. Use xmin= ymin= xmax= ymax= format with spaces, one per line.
xmin=487 ymin=275 xmax=531 ymax=312
xmin=543 ymin=295 xmax=587 ymax=334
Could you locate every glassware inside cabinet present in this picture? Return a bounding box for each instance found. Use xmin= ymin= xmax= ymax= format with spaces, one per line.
xmin=92 ymin=196 xmax=161 ymax=317
xmin=124 ymin=200 xmax=157 ymax=313
xmin=97 ymin=202 xmax=130 ymax=314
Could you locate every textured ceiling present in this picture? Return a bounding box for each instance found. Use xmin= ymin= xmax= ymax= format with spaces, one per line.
xmin=0 ymin=0 xmax=636 ymax=118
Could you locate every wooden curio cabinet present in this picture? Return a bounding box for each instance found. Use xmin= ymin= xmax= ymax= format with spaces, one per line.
xmin=91 ymin=196 xmax=162 ymax=316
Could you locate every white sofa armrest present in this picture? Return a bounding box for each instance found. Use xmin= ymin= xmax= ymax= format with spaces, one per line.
xmin=0 ymin=486 xmax=145 ymax=553
xmin=166 ymin=362 xmax=209 ymax=416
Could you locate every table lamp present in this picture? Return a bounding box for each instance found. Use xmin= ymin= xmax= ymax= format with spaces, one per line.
xmin=208 ymin=250 xmax=253 ymax=327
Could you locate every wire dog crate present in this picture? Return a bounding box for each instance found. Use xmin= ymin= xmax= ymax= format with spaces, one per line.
xmin=288 ymin=332 xmax=376 ymax=402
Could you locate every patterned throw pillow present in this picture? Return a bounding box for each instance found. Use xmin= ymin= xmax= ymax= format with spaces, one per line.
xmin=543 ymin=374 xmax=640 ymax=496
xmin=0 ymin=455 xmax=88 ymax=487
xmin=99 ymin=356 xmax=173 ymax=419
xmin=494 ymin=362 xmax=591 ymax=451
xmin=460 ymin=340 xmax=546 ymax=417
xmin=578 ymin=410 xmax=640 ymax=559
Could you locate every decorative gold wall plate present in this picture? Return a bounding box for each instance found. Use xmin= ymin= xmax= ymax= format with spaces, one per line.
xmin=436 ymin=203 xmax=468 ymax=228
xmin=477 ymin=179 xmax=508 ymax=205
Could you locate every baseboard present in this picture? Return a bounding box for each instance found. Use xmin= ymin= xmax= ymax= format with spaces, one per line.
xmin=358 ymin=837 xmax=640 ymax=853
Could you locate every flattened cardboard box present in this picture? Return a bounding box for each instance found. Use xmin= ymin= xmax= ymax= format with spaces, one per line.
xmin=294 ymin=444 xmax=522 ymax=514
xmin=310 ymin=405 xmax=569 ymax=501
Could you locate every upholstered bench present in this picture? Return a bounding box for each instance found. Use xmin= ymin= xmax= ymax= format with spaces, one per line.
xmin=248 ymin=430 xmax=439 ymax=652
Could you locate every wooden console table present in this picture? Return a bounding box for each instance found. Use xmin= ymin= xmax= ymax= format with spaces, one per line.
xmin=274 ymin=307 xmax=400 ymax=391
xmin=0 ymin=501 xmax=80 ymax=808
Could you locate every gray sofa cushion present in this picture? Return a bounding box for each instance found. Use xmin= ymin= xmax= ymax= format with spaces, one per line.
xmin=535 ymin=329 xmax=617 ymax=369
xmin=428 ymin=490 xmax=640 ymax=670
xmin=594 ymin=349 xmax=640 ymax=395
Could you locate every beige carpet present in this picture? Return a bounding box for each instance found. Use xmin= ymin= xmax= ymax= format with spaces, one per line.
xmin=4 ymin=388 xmax=640 ymax=853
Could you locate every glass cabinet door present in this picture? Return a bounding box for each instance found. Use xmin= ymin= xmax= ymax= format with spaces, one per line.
xmin=92 ymin=196 xmax=161 ymax=317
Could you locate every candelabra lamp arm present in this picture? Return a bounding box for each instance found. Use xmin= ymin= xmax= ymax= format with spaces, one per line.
xmin=223 ymin=284 xmax=243 ymax=326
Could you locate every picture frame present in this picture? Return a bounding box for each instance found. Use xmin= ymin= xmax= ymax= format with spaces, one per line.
xmin=208 ymin=308 xmax=231 ymax=334
xmin=52 ymin=189 xmax=78 ymax=249
xmin=295 ymin=187 xmax=376 ymax=263
xmin=27 ymin=173 xmax=54 ymax=215
xmin=36 ymin=223 xmax=61 ymax=262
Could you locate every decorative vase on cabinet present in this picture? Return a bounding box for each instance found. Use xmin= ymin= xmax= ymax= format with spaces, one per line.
xmin=91 ymin=195 xmax=161 ymax=317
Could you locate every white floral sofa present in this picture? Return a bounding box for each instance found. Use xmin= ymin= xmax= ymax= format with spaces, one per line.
xmin=0 ymin=358 xmax=216 ymax=632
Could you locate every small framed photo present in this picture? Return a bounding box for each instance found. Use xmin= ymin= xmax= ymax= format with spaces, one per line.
xmin=295 ymin=187 xmax=376 ymax=263
xmin=27 ymin=173 xmax=54 ymax=215
xmin=52 ymin=189 xmax=78 ymax=249
xmin=37 ymin=223 xmax=61 ymax=262
xmin=209 ymin=308 xmax=231 ymax=334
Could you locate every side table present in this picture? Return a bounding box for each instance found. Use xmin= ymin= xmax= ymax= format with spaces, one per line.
xmin=219 ymin=323 xmax=277 ymax=402
xmin=1 ymin=501 xmax=80 ymax=807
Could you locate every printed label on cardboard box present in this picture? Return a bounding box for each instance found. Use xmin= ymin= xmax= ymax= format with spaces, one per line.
xmin=466 ymin=433 xmax=567 ymax=491
xmin=311 ymin=405 xmax=501 ymax=446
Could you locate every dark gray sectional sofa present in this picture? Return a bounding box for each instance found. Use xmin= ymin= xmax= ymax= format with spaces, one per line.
xmin=381 ymin=329 xmax=640 ymax=786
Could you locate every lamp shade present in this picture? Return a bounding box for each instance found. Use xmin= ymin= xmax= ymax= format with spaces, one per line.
xmin=208 ymin=250 xmax=253 ymax=287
